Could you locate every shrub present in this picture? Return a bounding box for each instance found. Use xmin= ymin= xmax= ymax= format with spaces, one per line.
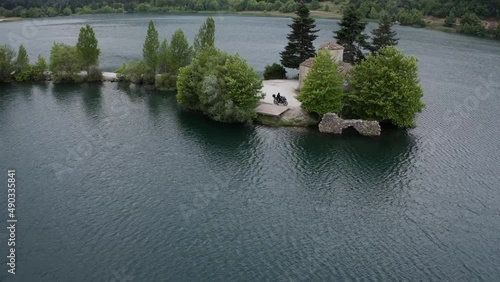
xmin=444 ymin=12 xmax=455 ymax=27
xmin=86 ymin=66 xmax=103 ymax=82
xmin=117 ymin=60 xmax=149 ymax=84
xmin=49 ymin=43 xmax=82 ymax=83
xmin=348 ymin=47 xmax=425 ymax=127
xmin=263 ymin=63 xmax=287 ymax=80
xmin=155 ymin=73 xmax=177 ymax=90
xmin=32 ymin=55 xmax=47 ymax=81
xmin=297 ymin=50 xmax=344 ymax=115
xmin=14 ymin=65 xmax=33 ymax=82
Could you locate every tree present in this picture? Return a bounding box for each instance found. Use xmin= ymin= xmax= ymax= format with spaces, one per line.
xmin=16 ymin=44 xmax=29 ymax=71
xmin=263 ymin=63 xmax=287 ymax=79
xmin=177 ymin=47 xmax=263 ymax=123
xmin=143 ymin=20 xmax=160 ymax=74
xmin=297 ymin=50 xmax=344 ymax=115
xmin=49 ymin=43 xmax=82 ymax=83
xmin=348 ymin=47 xmax=425 ymax=127
xmin=310 ymin=0 xmax=320 ymax=10
xmin=62 ymin=6 xmax=72 ymax=16
xmin=370 ymin=15 xmax=399 ymax=53
xmin=166 ymin=29 xmax=192 ymax=75
xmin=76 ymin=24 xmax=100 ymax=72
xmin=32 ymin=55 xmax=47 ymax=81
xmin=280 ymin=2 xmax=319 ymax=69
xmin=334 ymin=6 xmax=370 ymax=64
xmin=193 ymin=17 xmax=215 ymax=53
xmin=444 ymin=11 xmax=455 ymax=27
xmin=157 ymin=39 xmax=169 ymax=74
xmin=0 ymin=45 xmax=16 ymax=83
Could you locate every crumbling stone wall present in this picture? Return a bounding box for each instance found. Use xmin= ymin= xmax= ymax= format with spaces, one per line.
xmin=318 ymin=113 xmax=381 ymax=136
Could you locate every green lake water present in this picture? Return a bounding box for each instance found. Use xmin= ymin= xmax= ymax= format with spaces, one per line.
xmin=0 ymin=14 xmax=500 ymax=281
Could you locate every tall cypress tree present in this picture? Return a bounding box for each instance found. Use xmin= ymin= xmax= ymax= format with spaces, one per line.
xmin=193 ymin=17 xmax=215 ymax=53
xmin=280 ymin=2 xmax=319 ymax=69
xmin=370 ymin=15 xmax=399 ymax=53
xmin=143 ymin=20 xmax=160 ymax=74
xmin=76 ymin=24 xmax=100 ymax=73
xmin=334 ymin=6 xmax=369 ymax=64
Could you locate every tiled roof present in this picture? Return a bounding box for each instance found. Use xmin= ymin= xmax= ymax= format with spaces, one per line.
xmin=319 ymin=41 xmax=344 ymax=50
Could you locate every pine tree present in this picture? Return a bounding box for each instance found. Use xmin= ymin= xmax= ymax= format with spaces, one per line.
xmin=193 ymin=17 xmax=215 ymax=53
xmin=280 ymin=2 xmax=319 ymax=69
xmin=444 ymin=12 xmax=456 ymax=27
xmin=370 ymin=15 xmax=399 ymax=53
xmin=143 ymin=20 xmax=160 ymax=74
xmin=76 ymin=24 xmax=100 ymax=73
xmin=16 ymin=44 xmax=29 ymax=71
xmin=334 ymin=6 xmax=369 ymax=64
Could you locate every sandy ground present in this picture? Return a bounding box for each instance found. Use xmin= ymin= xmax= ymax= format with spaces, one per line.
xmin=261 ymin=79 xmax=301 ymax=108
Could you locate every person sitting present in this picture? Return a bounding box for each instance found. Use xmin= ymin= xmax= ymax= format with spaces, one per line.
xmin=276 ymin=93 xmax=281 ymax=103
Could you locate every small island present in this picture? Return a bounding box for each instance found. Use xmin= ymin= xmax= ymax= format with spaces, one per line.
xmin=1 ymin=3 xmax=425 ymax=136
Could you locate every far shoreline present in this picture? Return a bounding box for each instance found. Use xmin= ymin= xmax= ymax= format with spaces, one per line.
xmin=2 ymin=11 xmax=498 ymax=39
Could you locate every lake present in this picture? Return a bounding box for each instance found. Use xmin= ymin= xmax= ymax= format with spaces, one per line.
xmin=0 ymin=14 xmax=500 ymax=281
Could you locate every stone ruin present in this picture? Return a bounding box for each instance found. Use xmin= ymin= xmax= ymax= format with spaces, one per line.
xmin=318 ymin=113 xmax=381 ymax=137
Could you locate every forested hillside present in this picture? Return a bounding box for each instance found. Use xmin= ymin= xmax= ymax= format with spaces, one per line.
xmin=1 ymin=0 xmax=498 ymax=20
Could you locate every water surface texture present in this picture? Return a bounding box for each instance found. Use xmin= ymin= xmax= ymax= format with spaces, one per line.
xmin=1 ymin=14 xmax=500 ymax=281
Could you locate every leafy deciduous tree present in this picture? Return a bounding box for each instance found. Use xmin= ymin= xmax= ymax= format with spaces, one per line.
xmin=298 ymin=50 xmax=344 ymax=115
xmin=348 ymin=46 xmax=425 ymax=127
xmin=49 ymin=43 xmax=82 ymax=83
xmin=177 ymin=47 xmax=263 ymax=123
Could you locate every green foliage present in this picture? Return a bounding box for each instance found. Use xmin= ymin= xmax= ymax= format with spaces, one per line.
xmin=76 ymin=24 xmax=100 ymax=71
xmin=310 ymin=0 xmax=320 ymax=10
xmin=280 ymin=2 xmax=319 ymax=69
xmin=368 ymin=7 xmax=379 ymax=19
xmin=32 ymin=55 xmax=47 ymax=81
xmin=166 ymin=29 xmax=192 ymax=75
xmin=263 ymin=63 xmax=287 ymax=79
xmin=14 ymin=65 xmax=33 ymax=82
xmin=370 ymin=15 xmax=399 ymax=53
xmin=444 ymin=12 xmax=456 ymax=27
xmin=193 ymin=17 xmax=215 ymax=53
xmin=143 ymin=20 xmax=160 ymax=74
xmin=63 ymin=6 xmax=72 ymax=16
xmin=155 ymin=73 xmax=178 ymax=90
xmin=334 ymin=6 xmax=369 ymax=64
xmin=49 ymin=43 xmax=82 ymax=83
xmin=397 ymin=9 xmax=425 ymax=27
xmin=14 ymin=54 xmax=47 ymax=82
xmin=298 ymin=50 xmax=344 ymax=115
xmin=176 ymin=47 xmax=263 ymax=123
xmin=459 ymin=12 xmax=486 ymax=36
xmin=348 ymin=47 xmax=425 ymax=127
xmin=157 ymin=39 xmax=169 ymax=74
xmin=117 ymin=60 xmax=150 ymax=84
xmin=86 ymin=66 xmax=103 ymax=82
xmin=16 ymin=44 xmax=29 ymax=71
xmin=496 ymin=25 xmax=500 ymax=38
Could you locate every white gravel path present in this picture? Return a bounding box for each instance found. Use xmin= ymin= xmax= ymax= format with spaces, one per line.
xmin=261 ymin=79 xmax=301 ymax=108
